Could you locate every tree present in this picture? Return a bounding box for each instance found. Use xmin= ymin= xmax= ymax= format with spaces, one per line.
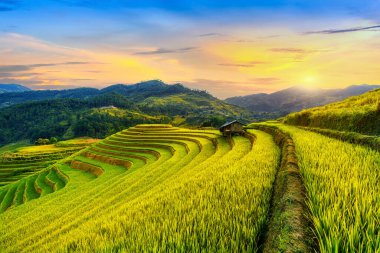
xmin=50 ymin=137 xmax=58 ymax=144
xmin=35 ymin=138 xmax=50 ymax=145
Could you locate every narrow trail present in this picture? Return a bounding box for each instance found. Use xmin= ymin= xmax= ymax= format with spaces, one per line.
xmin=252 ymin=125 xmax=314 ymax=253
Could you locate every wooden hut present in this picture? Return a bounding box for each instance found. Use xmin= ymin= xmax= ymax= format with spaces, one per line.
xmin=219 ymin=120 xmax=245 ymax=137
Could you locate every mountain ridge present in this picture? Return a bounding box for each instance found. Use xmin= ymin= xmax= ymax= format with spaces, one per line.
xmin=225 ymin=84 xmax=380 ymax=116
xmin=0 ymin=80 xmax=214 ymax=108
xmin=0 ymin=84 xmax=31 ymax=93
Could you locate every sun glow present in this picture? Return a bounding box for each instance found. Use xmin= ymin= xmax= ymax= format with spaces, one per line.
xmin=302 ymin=75 xmax=319 ymax=89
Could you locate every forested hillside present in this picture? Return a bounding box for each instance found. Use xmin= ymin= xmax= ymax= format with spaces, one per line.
xmin=0 ymin=96 xmax=168 ymax=145
xmin=0 ymin=81 xmax=248 ymax=145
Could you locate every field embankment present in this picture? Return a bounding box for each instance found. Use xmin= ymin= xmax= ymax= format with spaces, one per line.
xmin=248 ymin=124 xmax=312 ymax=252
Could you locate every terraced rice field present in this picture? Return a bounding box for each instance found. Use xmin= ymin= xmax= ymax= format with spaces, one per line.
xmin=0 ymin=146 xmax=83 ymax=187
xmin=0 ymin=138 xmax=100 ymax=212
xmin=0 ymin=124 xmax=281 ymax=252
xmin=0 ymin=124 xmax=379 ymax=252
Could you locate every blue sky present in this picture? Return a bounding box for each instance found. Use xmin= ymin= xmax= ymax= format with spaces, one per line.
xmin=0 ymin=0 xmax=380 ymax=97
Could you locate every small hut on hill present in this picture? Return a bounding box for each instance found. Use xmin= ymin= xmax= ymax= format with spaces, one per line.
xmin=219 ymin=120 xmax=245 ymax=137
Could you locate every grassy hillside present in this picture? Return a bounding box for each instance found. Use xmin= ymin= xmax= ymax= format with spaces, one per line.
xmin=283 ymin=88 xmax=380 ymax=135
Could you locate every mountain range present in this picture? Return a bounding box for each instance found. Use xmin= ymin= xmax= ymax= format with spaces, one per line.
xmin=225 ymin=84 xmax=380 ymax=116
xmin=0 ymin=81 xmax=215 ymax=108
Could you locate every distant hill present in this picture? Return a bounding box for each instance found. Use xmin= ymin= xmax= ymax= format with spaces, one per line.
xmin=0 ymin=87 xmax=99 ymax=107
xmin=0 ymin=80 xmax=249 ymax=145
xmin=225 ymin=84 xmax=380 ymax=117
xmin=0 ymin=84 xmax=31 ymax=93
xmin=284 ymin=88 xmax=380 ymax=135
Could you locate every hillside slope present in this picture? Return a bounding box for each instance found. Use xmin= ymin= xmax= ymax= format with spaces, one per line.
xmin=225 ymin=84 xmax=380 ymax=117
xmin=0 ymin=95 xmax=169 ymax=145
xmin=283 ymin=88 xmax=380 ymax=135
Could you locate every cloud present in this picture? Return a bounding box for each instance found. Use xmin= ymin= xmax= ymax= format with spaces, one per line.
xmin=0 ymin=62 xmax=91 ymax=72
xmin=269 ymin=48 xmax=326 ymax=61
xmin=270 ymin=48 xmax=308 ymax=53
xmin=133 ymin=47 xmax=197 ymax=55
xmin=249 ymin=77 xmax=281 ymax=85
xmin=257 ymin=35 xmax=281 ymax=39
xmin=218 ymin=61 xmax=265 ymax=68
xmin=0 ymin=0 xmax=19 ymax=11
xmin=199 ymin=33 xmax=224 ymax=37
xmin=181 ymin=78 xmax=280 ymax=99
xmin=304 ymin=25 xmax=380 ymax=34
xmin=0 ymin=77 xmax=41 ymax=85
xmin=0 ymin=72 xmax=39 ymax=78
xmin=0 ymin=6 xmax=12 ymax=11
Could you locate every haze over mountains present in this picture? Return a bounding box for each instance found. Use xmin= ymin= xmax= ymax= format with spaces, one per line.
xmin=225 ymin=84 xmax=380 ymax=116
xmin=0 ymin=84 xmax=31 ymax=93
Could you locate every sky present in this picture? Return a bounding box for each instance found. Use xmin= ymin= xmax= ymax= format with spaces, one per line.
xmin=0 ymin=0 xmax=380 ymax=98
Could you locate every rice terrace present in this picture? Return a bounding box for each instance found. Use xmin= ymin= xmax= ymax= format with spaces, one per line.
xmin=1 ymin=0 xmax=380 ymax=252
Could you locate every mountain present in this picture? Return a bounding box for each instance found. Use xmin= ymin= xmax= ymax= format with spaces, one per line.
xmin=0 ymin=80 xmax=212 ymax=108
xmin=0 ymin=80 xmax=249 ymax=145
xmin=0 ymin=84 xmax=31 ymax=93
xmin=284 ymin=88 xmax=380 ymax=135
xmin=225 ymin=84 xmax=380 ymax=117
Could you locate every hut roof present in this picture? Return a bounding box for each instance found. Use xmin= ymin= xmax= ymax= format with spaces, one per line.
xmin=219 ymin=120 xmax=244 ymax=130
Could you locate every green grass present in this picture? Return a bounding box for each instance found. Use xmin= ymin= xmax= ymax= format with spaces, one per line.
xmin=0 ymin=184 xmax=17 ymax=212
xmin=55 ymin=138 xmax=101 ymax=147
xmin=0 ymin=140 xmax=31 ymax=154
xmin=24 ymin=175 xmax=40 ymax=201
xmin=13 ymin=180 xmax=26 ymax=206
xmin=35 ymin=171 xmax=53 ymax=196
